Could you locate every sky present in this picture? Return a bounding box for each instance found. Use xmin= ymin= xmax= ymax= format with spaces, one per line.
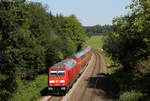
xmin=28 ymin=0 xmax=131 ymax=26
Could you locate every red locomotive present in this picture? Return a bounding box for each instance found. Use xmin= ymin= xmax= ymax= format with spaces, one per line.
xmin=48 ymin=47 xmax=92 ymax=93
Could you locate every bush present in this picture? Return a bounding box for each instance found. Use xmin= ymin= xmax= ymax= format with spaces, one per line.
xmin=118 ymin=90 xmax=143 ymax=101
xmin=135 ymin=58 xmax=150 ymax=75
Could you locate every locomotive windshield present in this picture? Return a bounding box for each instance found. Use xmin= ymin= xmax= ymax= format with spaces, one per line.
xmin=50 ymin=69 xmax=65 ymax=76
xmin=63 ymin=59 xmax=77 ymax=67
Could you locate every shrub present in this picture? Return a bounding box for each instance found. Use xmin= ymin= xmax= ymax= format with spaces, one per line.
xmin=118 ymin=90 xmax=143 ymax=101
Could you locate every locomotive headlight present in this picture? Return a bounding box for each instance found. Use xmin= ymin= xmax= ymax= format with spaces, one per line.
xmin=61 ymin=87 xmax=66 ymax=90
xmin=49 ymin=80 xmax=55 ymax=83
xmin=48 ymin=87 xmax=53 ymax=90
xmin=60 ymin=80 xmax=65 ymax=83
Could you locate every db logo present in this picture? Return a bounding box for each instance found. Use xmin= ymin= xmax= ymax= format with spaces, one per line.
xmin=56 ymin=80 xmax=59 ymax=83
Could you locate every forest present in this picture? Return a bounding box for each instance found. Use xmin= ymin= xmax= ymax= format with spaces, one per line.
xmin=84 ymin=25 xmax=114 ymax=36
xmin=103 ymin=0 xmax=150 ymax=100
xmin=0 ymin=1 xmax=85 ymax=101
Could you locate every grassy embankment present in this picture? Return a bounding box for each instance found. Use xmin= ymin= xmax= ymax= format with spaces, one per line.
xmin=11 ymin=75 xmax=47 ymax=101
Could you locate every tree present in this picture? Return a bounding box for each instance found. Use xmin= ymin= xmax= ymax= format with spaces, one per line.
xmin=84 ymin=25 xmax=114 ymax=36
xmin=103 ymin=0 xmax=150 ymax=100
xmin=0 ymin=1 xmax=87 ymax=101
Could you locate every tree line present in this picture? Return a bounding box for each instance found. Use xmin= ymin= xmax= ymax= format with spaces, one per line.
xmin=103 ymin=0 xmax=150 ymax=100
xmin=0 ymin=1 xmax=85 ymax=101
xmin=84 ymin=25 xmax=114 ymax=36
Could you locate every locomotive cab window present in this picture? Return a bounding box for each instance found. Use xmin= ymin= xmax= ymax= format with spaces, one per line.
xmin=50 ymin=69 xmax=65 ymax=76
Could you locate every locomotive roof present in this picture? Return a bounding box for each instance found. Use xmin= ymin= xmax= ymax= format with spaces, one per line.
xmin=74 ymin=46 xmax=91 ymax=58
xmin=53 ymin=59 xmax=77 ymax=68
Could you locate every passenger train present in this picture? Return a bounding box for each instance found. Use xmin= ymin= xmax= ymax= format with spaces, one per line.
xmin=48 ymin=46 xmax=92 ymax=94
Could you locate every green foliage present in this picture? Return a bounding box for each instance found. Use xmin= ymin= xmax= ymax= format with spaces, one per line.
xmin=102 ymin=53 xmax=119 ymax=74
xmin=84 ymin=25 xmax=114 ymax=36
xmin=56 ymin=14 xmax=86 ymax=51
xmin=45 ymin=39 xmax=64 ymax=67
xmin=0 ymin=1 xmax=86 ymax=101
xmin=11 ymin=75 xmax=47 ymax=101
xmin=104 ymin=0 xmax=150 ymax=69
xmin=103 ymin=0 xmax=150 ymax=100
xmin=0 ymin=1 xmax=26 ymax=100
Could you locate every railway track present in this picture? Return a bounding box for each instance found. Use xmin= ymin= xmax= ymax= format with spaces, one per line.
xmin=89 ymin=51 xmax=102 ymax=101
xmin=47 ymin=96 xmax=63 ymax=101
xmin=79 ymin=54 xmax=97 ymax=101
xmin=78 ymin=51 xmax=102 ymax=101
xmin=90 ymin=51 xmax=107 ymax=101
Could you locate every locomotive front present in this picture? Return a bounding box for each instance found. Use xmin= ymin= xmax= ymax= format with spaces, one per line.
xmin=48 ymin=46 xmax=91 ymax=94
xmin=48 ymin=67 xmax=68 ymax=93
xmin=48 ymin=59 xmax=77 ymax=94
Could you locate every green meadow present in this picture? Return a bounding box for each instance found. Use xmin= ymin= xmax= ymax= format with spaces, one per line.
xmin=84 ymin=35 xmax=105 ymax=49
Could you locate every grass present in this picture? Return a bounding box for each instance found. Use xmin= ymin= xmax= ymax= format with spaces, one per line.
xmin=11 ymin=75 xmax=47 ymax=101
xmin=102 ymin=53 xmax=119 ymax=74
xmin=84 ymin=35 xmax=105 ymax=50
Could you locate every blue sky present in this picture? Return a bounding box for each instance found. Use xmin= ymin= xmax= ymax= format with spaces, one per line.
xmin=28 ymin=0 xmax=131 ymax=26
